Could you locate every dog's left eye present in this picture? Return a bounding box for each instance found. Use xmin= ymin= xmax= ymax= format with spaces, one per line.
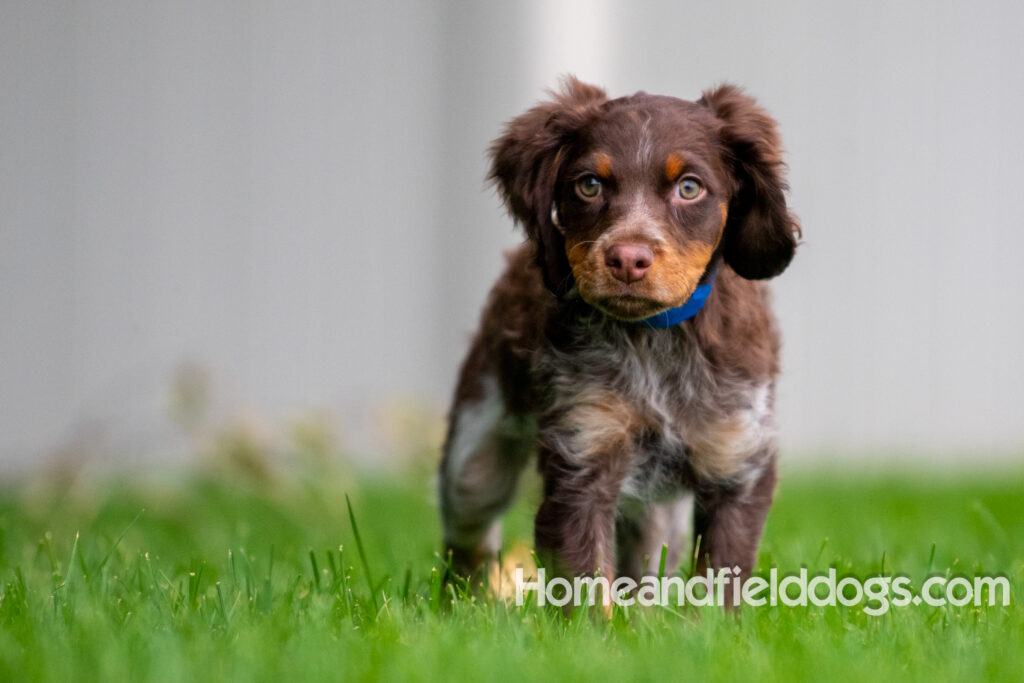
xmin=676 ymin=177 xmax=704 ymax=200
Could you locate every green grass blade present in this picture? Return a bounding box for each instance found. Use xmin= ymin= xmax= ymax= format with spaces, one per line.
xmin=345 ymin=494 xmax=378 ymax=613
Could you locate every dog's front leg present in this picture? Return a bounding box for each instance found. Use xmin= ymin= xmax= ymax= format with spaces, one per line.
xmin=533 ymin=448 xmax=633 ymax=609
xmin=692 ymin=453 xmax=777 ymax=607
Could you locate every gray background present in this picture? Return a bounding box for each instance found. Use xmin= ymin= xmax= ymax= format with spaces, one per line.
xmin=3 ymin=0 xmax=1022 ymax=473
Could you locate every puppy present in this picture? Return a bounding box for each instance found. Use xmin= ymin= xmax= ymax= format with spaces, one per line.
xmin=439 ymin=77 xmax=799 ymax=601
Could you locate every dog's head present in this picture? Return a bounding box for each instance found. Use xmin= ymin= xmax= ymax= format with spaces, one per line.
xmin=489 ymin=77 xmax=800 ymax=320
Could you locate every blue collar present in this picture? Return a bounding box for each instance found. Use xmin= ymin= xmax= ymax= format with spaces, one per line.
xmin=633 ymin=268 xmax=718 ymax=329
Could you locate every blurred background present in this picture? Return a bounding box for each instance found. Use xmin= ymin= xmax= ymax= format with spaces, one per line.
xmin=2 ymin=0 xmax=1022 ymax=478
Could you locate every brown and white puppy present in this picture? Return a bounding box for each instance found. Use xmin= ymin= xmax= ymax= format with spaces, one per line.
xmin=439 ymin=77 xmax=799 ymax=601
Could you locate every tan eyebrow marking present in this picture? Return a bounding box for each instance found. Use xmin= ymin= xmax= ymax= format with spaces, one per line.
xmin=665 ymin=153 xmax=685 ymax=181
xmin=594 ymin=152 xmax=612 ymax=179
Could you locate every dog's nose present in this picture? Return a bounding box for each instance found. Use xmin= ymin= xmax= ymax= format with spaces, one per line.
xmin=604 ymin=244 xmax=653 ymax=284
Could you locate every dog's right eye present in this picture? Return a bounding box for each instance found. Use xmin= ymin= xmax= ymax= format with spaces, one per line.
xmin=575 ymin=175 xmax=602 ymax=199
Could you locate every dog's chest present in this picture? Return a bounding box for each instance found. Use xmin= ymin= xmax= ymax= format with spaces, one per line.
xmin=538 ymin=322 xmax=774 ymax=496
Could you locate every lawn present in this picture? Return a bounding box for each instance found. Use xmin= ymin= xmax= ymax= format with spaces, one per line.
xmin=0 ymin=448 xmax=1021 ymax=682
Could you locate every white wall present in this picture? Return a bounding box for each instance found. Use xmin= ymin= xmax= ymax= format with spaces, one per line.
xmin=2 ymin=0 xmax=1022 ymax=472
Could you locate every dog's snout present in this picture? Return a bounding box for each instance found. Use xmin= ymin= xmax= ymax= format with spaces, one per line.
xmin=604 ymin=244 xmax=654 ymax=284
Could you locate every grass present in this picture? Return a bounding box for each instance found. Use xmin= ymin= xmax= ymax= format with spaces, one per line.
xmin=0 ymin=450 xmax=1021 ymax=682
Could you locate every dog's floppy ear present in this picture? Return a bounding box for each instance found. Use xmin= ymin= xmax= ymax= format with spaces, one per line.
xmin=700 ymin=85 xmax=800 ymax=279
xmin=488 ymin=76 xmax=607 ymax=296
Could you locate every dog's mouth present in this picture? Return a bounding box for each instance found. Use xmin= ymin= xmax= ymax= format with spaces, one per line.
xmin=571 ymin=245 xmax=711 ymax=323
xmin=592 ymin=295 xmax=671 ymax=321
